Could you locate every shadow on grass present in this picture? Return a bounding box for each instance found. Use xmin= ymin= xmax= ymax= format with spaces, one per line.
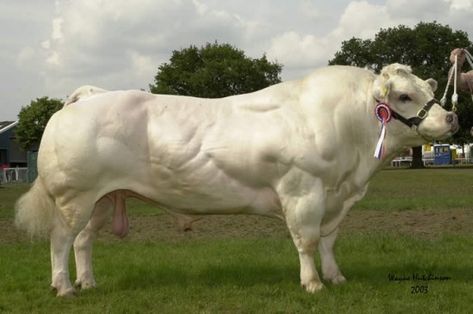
xmin=343 ymin=262 xmax=473 ymax=286
xmin=110 ymin=260 xmax=472 ymax=294
xmin=113 ymin=263 xmax=298 ymax=291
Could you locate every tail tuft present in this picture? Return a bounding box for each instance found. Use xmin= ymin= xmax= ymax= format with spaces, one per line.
xmin=15 ymin=179 xmax=55 ymax=239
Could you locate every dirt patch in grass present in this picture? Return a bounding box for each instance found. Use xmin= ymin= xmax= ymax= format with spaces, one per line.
xmin=2 ymin=208 xmax=472 ymax=244
xmin=111 ymin=208 xmax=473 ymax=242
xmin=342 ymin=208 xmax=472 ymax=238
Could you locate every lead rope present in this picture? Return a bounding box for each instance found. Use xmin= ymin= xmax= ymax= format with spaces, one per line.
xmin=465 ymin=50 xmax=473 ymax=69
xmin=441 ymin=49 xmax=473 ymax=109
xmin=440 ymin=60 xmax=455 ymax=108
xmin=441 ymin=55 xmax=459 ymax=112
xmin=453 ymin=54 xmax=458 ymax=111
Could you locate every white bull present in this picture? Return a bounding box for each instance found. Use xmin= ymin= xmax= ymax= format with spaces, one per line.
xmin=16 ymin=64 xmax=458 ymax=296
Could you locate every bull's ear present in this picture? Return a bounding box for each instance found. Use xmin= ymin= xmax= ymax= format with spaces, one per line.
xmin=372 ymin=74 xmax=392 ymax=101
xmin=426 ymin=78 xmax=438 ymax=92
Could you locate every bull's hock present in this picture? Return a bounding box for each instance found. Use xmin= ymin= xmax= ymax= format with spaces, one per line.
xmin=15 ymin=63 xmax=458 ymax=296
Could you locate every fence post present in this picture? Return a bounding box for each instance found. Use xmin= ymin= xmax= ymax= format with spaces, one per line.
xmin=27 ymin=151 xmax=38 ymax=183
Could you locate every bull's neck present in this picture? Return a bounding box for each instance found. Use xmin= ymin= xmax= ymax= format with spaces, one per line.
xmin=342 ymin=97 xmax=409 ymax=185
xmin=298 ymin=94 xmax=410 ymax=187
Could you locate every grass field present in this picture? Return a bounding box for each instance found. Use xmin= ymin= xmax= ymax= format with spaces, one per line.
xmin=0 ymin=169 xmax=472 ymax=313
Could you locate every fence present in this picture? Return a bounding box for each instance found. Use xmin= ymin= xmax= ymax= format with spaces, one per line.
xmin=0 ymin=167 xmax=29 ymax=184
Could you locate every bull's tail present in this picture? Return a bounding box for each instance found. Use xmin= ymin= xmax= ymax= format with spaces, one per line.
xmin=15 ymin=178 xmax=55 ymax=239
xmin=64 ymin=85 xmax=108 ymax=106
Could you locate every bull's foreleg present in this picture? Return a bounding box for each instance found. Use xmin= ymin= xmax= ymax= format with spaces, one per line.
xmin=283 ymin=190 xmax=325 ymax=293
xmin=319 ymin=228 xmax=346 ymax=284
xmin=73 ymin=197 xmax=113 ymax=290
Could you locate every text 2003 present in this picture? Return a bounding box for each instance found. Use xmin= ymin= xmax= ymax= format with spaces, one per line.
xmin=411 ymin=285 xmax=428 ymax=294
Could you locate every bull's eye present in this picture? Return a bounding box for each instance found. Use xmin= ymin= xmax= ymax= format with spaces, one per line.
xmin=399 ymin=94 xmax=411 ymax=102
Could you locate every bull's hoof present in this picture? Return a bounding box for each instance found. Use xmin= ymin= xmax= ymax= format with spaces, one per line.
xmin=74 ymin=273 xmax=97 ymax=290
xmin=74 ymin=278 xmax=96 ymax=290
xmin=51 ymin=285 xmax=76 ymax=297
xmin=330 ymin=274 xmax=346 ymax=285
xmin=323 ymin=272 xmax=347 ymax=285
xmin=302 ymin=280 xmax=324 ymax=293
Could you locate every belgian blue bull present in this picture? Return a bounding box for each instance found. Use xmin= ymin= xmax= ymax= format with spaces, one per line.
xmin=16 ymin=64 xmax=458 ymax=296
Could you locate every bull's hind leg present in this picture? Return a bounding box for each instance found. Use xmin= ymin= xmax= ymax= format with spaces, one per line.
xmin=50 ymin=217 xmax=76 ymax=297
xmin=319 ymin=227 xmax=346 ymax=284
xmin=51 ymin=194 xmax=96 ymax=297
xmin=73 ymin=197 xmax=113 ymax=289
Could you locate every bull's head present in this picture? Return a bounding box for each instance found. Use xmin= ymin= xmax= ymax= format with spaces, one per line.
xmin=372 ymin=63 xmax=459 ymax=146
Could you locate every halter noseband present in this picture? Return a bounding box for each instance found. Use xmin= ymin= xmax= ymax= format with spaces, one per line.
xmin=381 ymin=98 xmax=439 ymax=129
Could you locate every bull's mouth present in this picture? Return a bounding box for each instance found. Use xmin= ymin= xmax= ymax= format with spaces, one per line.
xmin=419 ymin=123 xmax=459 ymax=142
xmin=451 ymin=123 xmax=460 ymax=135
xmin=435 ymin=125 xmax=459 ymax=141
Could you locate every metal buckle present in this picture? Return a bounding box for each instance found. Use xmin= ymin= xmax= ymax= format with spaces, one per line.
xmin=417 ymin=108 xmax=428 ymax=119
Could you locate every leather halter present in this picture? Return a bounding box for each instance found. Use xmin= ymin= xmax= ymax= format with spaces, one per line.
xmin=383 ymin=98 xmax=439 ymax=129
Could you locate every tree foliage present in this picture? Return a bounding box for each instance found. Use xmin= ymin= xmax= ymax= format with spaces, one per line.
xmin=16 ymin=97 xmax=63 ymax=150
xmin=150 ymin=42 xmax=282 ymax=97
xmin=329 ymin=22 xmax=473 ymax=167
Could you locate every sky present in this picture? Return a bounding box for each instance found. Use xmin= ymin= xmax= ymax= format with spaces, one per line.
xmin=1 ymin=0 xmax=472 ymax=120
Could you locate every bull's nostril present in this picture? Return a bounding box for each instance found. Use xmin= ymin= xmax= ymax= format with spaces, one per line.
xmin=446 ymin=113 xmax=455 ymax=123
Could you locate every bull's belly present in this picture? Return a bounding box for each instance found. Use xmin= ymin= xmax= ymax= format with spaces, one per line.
xmin=112 ymin=171 xmax=284 ymax=219
xmin=153 ymin=185 xmax=282 ymax=218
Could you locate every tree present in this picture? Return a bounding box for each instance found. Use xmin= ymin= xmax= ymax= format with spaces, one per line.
xmin=329 ymin=22 xmax=473 ymax=168
xmin=150 ymin=42 xmax=282 ymax=97
xmin=16 ymin=97 xmax=63 ymax=150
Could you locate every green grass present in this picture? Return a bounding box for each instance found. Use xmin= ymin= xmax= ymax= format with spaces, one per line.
xmin=1 ymin=235 xmax=472 ymax=313
xmin=354 ymin=168 xmax=473 ymax=211
xmin=1 ymin=169 xmax=473 ymax=313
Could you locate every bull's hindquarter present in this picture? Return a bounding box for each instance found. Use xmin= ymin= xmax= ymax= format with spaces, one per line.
xmin=37 ymin=66 xmax=385 ymax=295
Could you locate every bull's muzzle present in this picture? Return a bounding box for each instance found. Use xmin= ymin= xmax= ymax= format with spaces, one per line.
xmin=446 ymin=112 xmax=459 ymax=133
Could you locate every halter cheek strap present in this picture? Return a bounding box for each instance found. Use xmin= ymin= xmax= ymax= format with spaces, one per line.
xmin=390 ymin=98 xmax=438 ymax=128
xmin=373 ymin=98 xmax=438 ymax=160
